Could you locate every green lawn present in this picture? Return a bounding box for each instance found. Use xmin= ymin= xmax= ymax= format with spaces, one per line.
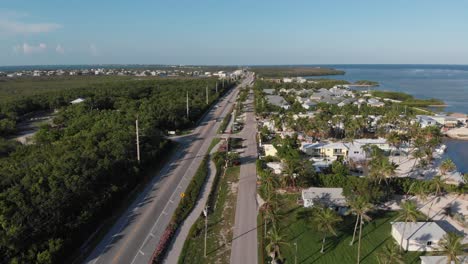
xmin=178 ymin=165 xmax=240 ymax=264
xmin=259 ymin=195 xmax=424 ymax=264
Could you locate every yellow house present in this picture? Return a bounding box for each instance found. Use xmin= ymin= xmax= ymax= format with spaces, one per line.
xmin=263 ymin=144 xmax=278 ymax=157
xmin=301 ymin=142 xmax=348 ymax=159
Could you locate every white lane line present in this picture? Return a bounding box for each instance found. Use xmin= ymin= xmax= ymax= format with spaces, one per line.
xmin=128 ymin=86 xmax=240 ymax=264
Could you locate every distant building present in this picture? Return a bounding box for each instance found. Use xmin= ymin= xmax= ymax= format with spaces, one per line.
xmin=416 ymin=115 xmax=440 ymax=128
xmin=70 ymin=98 xmax=85 ymax=104
xmin=391 ymin=222 xmax=446 ymax=252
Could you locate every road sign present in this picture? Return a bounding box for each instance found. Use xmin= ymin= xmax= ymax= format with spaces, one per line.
xmin=180 ymin=192 xmax=185 ymax=198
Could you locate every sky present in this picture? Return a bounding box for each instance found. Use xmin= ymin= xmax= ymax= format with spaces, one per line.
xmin=1 ymin=0 xmax=468 ymax=66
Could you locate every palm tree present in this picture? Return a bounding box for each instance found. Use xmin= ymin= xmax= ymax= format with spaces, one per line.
xmin=351 ymin=198 xmax=373 ymax=264
xmin=265 ymin=227 xmax=289 ymax=263
xmin=348 ymin=197 xmax=373 ymax=246
xmin=395 ymin=200 xmax=419 ymax=252
xmin=376 ymin=241 xmax=405 ymax=264
xmin=387 ymin=132 xmax=401 ymax=158
xmin=440 ymin=158 xmax=456 ymax=175
xmin=437 ymin=232 xmax=468 ymax=264
xmin=312 ymin=207 xmax=342 ymax=253
xmin=427 ymin=175 xmax=446 ymax=220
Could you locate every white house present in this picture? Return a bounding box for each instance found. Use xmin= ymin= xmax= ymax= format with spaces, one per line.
xmin=283 ymin=78 xmax=293 ymax=83
xmin=416 ymin=115 xmax=439 ymax=128
xmin=391 ymin=222 xmax=446 ymax=252
xmin=302 ymin=187 xmax=347 ymax=214
xmin=420 ymin=255 xmax=468 ymax=264
xmin=347 ymin=138 xmax=392 ymax=162
xmin=266 ymin=162 xmax=284 ymax=174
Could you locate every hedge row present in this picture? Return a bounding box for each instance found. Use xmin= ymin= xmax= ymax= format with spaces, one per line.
xmin=150 ymin=156 xmax=209 ymax=263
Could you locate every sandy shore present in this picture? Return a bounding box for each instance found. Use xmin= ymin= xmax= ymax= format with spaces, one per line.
xmin=446 ymin=127 xmax=468 ymax=140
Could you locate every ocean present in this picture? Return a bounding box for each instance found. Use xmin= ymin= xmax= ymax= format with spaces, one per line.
xmin=306 ymin=64 xmax=468 ymax=173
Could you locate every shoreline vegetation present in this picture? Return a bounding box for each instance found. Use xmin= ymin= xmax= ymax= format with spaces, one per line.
xmin=252 ymin=66 xmax=345 ymax=78
xmin=353 ymin=80 xmax=379 ymax=86
xmin=370 ymin=90 xmax=445 ymax=107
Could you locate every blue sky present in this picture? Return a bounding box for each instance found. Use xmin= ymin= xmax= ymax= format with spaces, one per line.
xmin=1 ymin=0 xmax=467 ymax=65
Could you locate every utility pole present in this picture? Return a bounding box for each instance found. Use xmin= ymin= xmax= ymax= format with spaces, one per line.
xmin=203 ymin=206 xmax=209 ymax=257
xmin=186 ymin=91 xmax=189 ymax=119
xmin=206 ymin=85 xmax=209 ymax=105
xmin=216 ymin=82 xmax=218 ymax=94
xmin=135 ymin=117 xmax=140 ymax=163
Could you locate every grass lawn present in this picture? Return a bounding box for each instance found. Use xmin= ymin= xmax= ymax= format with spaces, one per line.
xmin=259 ymin=195 xmax=425 ymax=264
xmin=178 ymin=165 xmax=240 ymax=264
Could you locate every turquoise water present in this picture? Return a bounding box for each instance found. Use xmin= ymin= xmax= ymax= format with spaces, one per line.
xmin=307 ymin=64 xmax=468 ymax=114
xmin=307 ymin=64 xmax=468 ymax=173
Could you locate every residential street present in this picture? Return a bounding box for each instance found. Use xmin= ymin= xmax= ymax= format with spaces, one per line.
xmin=230 ymin=88 xmax=259 ymax=264
xmin=83 ymin=74 xmax=253 ymax=264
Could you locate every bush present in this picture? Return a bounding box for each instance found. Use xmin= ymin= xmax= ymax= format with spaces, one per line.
xmin=150 ymin=156 xmax=209 ymax=264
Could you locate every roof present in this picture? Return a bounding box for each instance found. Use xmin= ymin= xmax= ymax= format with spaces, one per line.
xmin=323 ymin=142 xmax=349 ymax=150
xmin=263 ymin=89 xmax=275 ymax=95
xmin=302 ymin=187 xmax=346 ymax=207
xmin=266 ymin=95 xmax=289 ymax=107
xmin=266 ymin=162 xmax=283 ymax=171
xmin=420 ymin=255 xmax=468 ymax=264
xmin=391 ymin=222 xmax=446 ymax=241
xmin=353 ymin=138 xmax=387 ymax=145
xmin=70 ymin=98 xmax=85 ymax=104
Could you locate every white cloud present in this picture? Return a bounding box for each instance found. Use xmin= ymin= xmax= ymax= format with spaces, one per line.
xmin=13 ymin=43 xmax=47 ymax=54
xmin=90 ymin=44 xmax=99 ymax=56
xmin=56 ymin=44 xmax=65 ymax=54
xmin=0 ymin=10 xmax=62 ymax=35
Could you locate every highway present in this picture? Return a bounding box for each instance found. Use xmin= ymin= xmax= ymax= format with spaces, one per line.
xmin=83 ymin=73 xmax=254 ymax=264
xmin=230 ymin=87 xmax=258 ymax=264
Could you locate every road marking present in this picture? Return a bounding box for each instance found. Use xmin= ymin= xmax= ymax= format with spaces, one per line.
xmin=139 ymin=250 xmax=145 ymax=255
xmin=169 ymin=199 xmax=174 ymax=203
xmin=88 ymin=84 xmax=242 ymax=264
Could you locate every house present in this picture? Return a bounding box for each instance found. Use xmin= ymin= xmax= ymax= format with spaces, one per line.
xmin=301 ymin=142 xmax=349 ymax=158
xmin=367 ymin=98 xmax=385 ymax=107
xmin=266 ymin=162 xmax=283 ymax=174
xmin=449 ymin=113 xmax=467 ymax=125
xmin=420 ymin=255 xmax=468 ymax=264
xmin=263 ymin=89 xmax=275 ymax=95
xmin=283 ymin=78 xmax=293 ymax=83
xmin=391 ymin=222 xmax=446 ymax=251
xmin=263 ymin=144 xmax=278 ymax=157
xmin=302 ymin=187 xmax=348 ymax=214
xmin=302 ymin=101 xmax=316 ymax=110
xmin=416 ymin=115 xmax=439 ymax=128
xmin=347 ymin=138 xmax=392 ymax=162
xmin=309 ymin=157 xmax=335 ymax=172
xmin=266 ymin=95 xmax=290 ymax=110
xmin=70 ymin=98 xmax=85 ymax=104
xmin=432 ymin=115 xmax=459 ymax=128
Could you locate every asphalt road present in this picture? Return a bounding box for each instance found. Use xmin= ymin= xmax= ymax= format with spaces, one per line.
xmin=230 ymin=88 xmax=259 ymax=264
xmin=83 ymin=74 xmax=254 ymax=264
